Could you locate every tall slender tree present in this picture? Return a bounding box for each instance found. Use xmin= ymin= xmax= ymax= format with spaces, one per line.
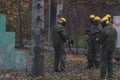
xmin=51 ymin=0 xmax=56 ymax=28
xmin=31 ymin=0 xmax=45 ymax=76
xmin=18 ymin=0 xmax=24 ymax=48
xmin=56 ymin=0 xmax=64 ymax=23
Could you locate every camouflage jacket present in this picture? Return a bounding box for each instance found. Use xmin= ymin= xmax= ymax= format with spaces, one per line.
xmin=98 ymin=24 xmax=117 ymax=52
xmin=52 ymin=24 xmax=67 ymax=47
xmin=87 ymin=24 xmax=102 ymax=44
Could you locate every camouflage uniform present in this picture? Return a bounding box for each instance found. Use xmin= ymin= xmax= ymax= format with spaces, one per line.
xmin=98 ymin=23 xmax=117 ymax=78
xmin=87 ymin=24 xmax=96 ymax=67
xmin=53 ymin=23 xmax=67 ymax=71
xmin=94 ymin=23 xmax=102 ymax=68
xmin=87 ymin=23 xmax=102 ymax=68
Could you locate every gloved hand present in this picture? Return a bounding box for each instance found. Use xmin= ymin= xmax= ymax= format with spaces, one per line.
xmin=86 ymin=29 xmax=90 ymax=34
xmin=70 ymin=39 xmax=74 ymax=45
xmin=86 ymin=38 xmax=91 ymax=44
xmin=64 ymin=40 xmax=69 ymax=46
xmin=92 ymin=30 xmax=99 ymax=36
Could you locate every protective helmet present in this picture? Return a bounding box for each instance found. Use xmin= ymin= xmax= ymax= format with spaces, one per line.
xmin=106 ymin=20 xmax=110 ymax=25
xmin=94 ymin=16 xmax=100 ymax=21
xmin=106 ymin=14 xmax=111 ymax=18
xmin=90 ymin=15 xmax=95 ymax=19
xmin=102 ymin=16 xmax=108 ymax=22
xmin=58 ymin=17 xmax=66 ymax=23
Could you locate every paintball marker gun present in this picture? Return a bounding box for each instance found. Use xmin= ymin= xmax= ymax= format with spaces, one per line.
xmin=67 ymin=36 xmax=74 ymax=45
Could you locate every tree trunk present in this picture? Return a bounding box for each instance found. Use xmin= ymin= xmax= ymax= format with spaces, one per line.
xmin=56 ymin=0 xmax=64 ymax=23
xmin=17 ymin=0 xmax=24 ymax=48
xmin=31 ymin=0 xmax=45 ymax=76
xmin=51 ymin=0 xmax=56 ymax=28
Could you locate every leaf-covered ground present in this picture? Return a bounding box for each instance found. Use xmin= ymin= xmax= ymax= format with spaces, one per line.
xmin=0 ymin=52 xmax=120 ymax=80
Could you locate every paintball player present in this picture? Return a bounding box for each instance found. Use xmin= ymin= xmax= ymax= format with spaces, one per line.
xmin=52 ymin=17 xmax=68 ymax=72
xmin=106 ymin=14 xmax=120 ymax=62
xmin=86 ymin=14 xmax=96 ymax=69
xmin=98 ymin=16 xmax=117 ymax=79
xmin=86 ymin=15 xmax=102 ymax=69
xmin=92 ymin=16 xmax=102 ymax=68
xmin=105 ymin=14 xmax=112 ymax=23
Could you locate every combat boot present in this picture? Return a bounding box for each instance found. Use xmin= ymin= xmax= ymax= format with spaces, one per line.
xmin=61 ymin=69 xmax=67 ymax=72
xmin=86 ymin=65 xmax=94 ymax=69
xmin=54 ymin=69 xmax=61 ymax=72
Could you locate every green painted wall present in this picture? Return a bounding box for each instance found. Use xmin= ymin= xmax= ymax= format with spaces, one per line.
xmin=0 ymin=14 xmax=27 ymax=71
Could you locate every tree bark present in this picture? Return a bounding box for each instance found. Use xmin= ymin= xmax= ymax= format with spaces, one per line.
xmin=31 ymin=0 xmax=45 ymax=76
xmin=51 ymin=0 xmax=56 ymax=28
xmin=56 ymin=0 xmax=64 ymax=23
xmin=17 ymin=0 xmax=24 ymax=48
